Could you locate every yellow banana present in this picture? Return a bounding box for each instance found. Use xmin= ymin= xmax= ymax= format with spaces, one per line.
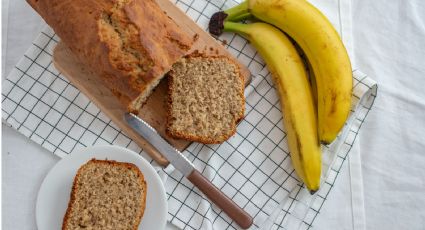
xmin=213 ymin=0 xmax=353 ymax=144
xmin=223 ymin=22 xmax=321 ymax=192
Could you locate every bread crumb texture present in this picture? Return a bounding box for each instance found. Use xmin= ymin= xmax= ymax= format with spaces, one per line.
xmin=63 ymin=159 xmax=146 ymax=230
xmin=168 ymin=56 xmax=244 ymax=143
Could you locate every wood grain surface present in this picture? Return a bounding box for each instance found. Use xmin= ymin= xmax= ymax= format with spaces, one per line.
xmin=53 ymin=0 xmax=251 ymax=166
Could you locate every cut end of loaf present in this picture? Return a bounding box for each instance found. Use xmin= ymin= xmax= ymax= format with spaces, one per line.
xmin=167 ymin=55 xmax=245 ymax=144
xmin=62 ymin=159 xmax=146 ymax=230
xmin=128 ymin=76 xmax=163 ymax=114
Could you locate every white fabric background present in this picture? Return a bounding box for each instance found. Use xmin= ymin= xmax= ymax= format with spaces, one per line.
xmin=2 ymin=0 xmax=425 ymax=230
xmin=350 ymin=1 xmax=425 ymax=229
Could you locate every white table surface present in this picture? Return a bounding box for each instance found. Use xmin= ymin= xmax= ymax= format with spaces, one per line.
xmin=2 ymin=0 xmax=425 ymax=229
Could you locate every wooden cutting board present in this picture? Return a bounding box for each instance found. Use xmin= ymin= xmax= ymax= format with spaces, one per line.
xmin=52 ymin=0 xmax=251 ymax=166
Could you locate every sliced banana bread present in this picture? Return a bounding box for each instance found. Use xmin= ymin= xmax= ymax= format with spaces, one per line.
xmin=27 ymin=0 xmax=193 ymax=114
xmin=167 ymin=54 xmax=245 ymax=144
xmin=62 ymin=159 xmax=147 ymax=230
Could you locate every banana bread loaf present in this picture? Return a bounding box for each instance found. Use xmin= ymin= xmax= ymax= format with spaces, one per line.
xmin=27 ymin=0 xmax=193 ymax=113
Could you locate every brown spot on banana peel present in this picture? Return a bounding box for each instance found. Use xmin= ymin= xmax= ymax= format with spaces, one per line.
xmin=329 ymin=90 xmax=338 ymax=115
xmin=295 ymin=132 xmax=303 ymax=162
xmin=268 ymin=0 xmax=287 ymax=10
xmin=320 ymin=90 xmax=338 ymax=146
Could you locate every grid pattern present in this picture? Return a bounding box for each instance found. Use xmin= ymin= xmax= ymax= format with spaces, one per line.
xmin=1 ymin=28 xmax=150 ymax=159
xmin=1 ymin=0 xmax=378 ymax=229
xmin=162 ymin=68 xmax=377 ymax=230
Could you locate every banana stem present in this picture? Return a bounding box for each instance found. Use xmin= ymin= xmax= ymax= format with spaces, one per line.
xmin=222 ymin=21 xmax=252 ymax=38
xmin=209 ymin=1 xmax=251 ymax=36
xmin=224 ymin=1 xmax=250 ymax=21
xmin=228 ymin=12 xmax=252 ymax=22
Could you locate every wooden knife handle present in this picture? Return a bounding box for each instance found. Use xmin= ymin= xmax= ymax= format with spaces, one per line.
xmin=187 ymin=170 xmax=253 ymax=229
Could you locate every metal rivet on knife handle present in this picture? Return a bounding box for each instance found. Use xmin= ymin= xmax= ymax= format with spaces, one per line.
xmin=187 ymin=170 xmax=253 ymax=229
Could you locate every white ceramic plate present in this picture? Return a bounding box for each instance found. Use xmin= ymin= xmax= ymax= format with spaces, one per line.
xmin=36 ymin=145 xmax=167 ymax=230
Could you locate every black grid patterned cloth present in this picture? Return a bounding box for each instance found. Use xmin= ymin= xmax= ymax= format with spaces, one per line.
xmin=2 ymin=0 xmax=377 ymax=229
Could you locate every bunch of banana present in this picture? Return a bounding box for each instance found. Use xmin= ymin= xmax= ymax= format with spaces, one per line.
xmin=209 ymin=0 xmax=353 ymax=193
xmin=210 ymin=0 xmax=353 ymax=144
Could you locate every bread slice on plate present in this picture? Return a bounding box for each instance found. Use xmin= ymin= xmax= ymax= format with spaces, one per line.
xmin=62 ymin=159 xmax=147 ymax=230
xmin=167 ymin=54 xmax=245 ymax=144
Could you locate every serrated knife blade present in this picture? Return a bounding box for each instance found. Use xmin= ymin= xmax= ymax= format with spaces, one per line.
xmin=124 ymin=113 xmax=253 ymax=229
xmin=124 ymin=113 xmax=194 ymax=176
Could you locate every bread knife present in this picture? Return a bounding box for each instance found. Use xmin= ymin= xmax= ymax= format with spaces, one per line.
xmin=124 ymin=113 xmax=253 ymax=229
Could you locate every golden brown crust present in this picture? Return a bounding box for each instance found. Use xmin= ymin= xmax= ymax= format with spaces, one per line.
xmin=62 ymin=159 xmax=147 ymax=230
xmin=166 ymin=124 xmax=238 ymax=144
xmin=62 ymin=162 xmax=80 ymax=230
xmin=166 ymin=53 xmax=245 ymax=144
xmin=27 ymin=0 xmax=193 ymax=114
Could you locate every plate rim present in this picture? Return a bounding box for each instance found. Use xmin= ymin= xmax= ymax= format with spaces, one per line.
xmin=35 ymin=145 xmax=167 ymax=230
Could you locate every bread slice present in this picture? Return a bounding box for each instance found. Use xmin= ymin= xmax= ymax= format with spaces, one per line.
xmin=167 ymin=54 xmax=245 ymax=144
xmin=62 ymin=159 xmax=147 ymax=230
